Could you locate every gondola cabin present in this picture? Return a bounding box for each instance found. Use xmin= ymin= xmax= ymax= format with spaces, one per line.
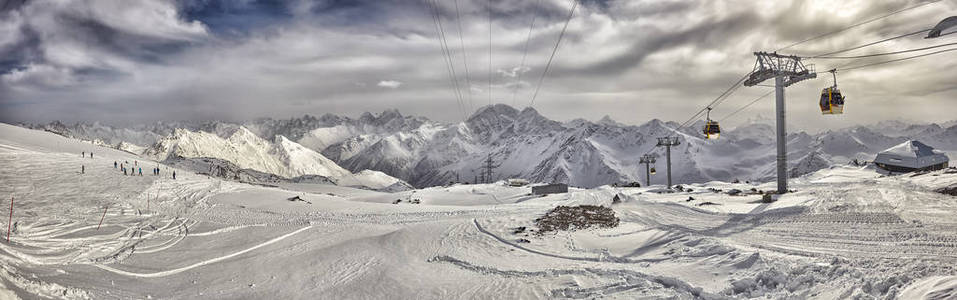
xmin=703 ymin=120 xmax=721 ymax=139
xmin=820 ymin=86 xmax=845 ymax=115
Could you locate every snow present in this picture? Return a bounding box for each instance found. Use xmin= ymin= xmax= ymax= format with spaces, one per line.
xmin=882 ymin=140 xmax=944 ymax=157
xmin=899 ymin=276 xmax=957 ymax=299
xmin=4 ymin=122 xmax=957 ymax=299
xmin=874 ymin=140 xmax=950 ymax=169
xmin=141 ymin=125 xmax=409 ymax=190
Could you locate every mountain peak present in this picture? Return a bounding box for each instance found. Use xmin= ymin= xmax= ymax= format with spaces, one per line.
xmin=598 ymin=115 xmax=622 ymax=126
xmin=468 ymin=104 xmax=520 ymax=121
xmin=378 ymin=109 xmax=402 ymax=119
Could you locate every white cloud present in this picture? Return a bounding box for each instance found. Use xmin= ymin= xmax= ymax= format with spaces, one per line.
xmin=377 ymin=80 xmax=403 ymax=89
xmin=1 ymin=64 xmax=76 ymax=88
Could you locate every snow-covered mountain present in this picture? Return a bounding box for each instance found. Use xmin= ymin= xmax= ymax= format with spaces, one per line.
xmin=140 ymin=125 xmax=408 ymax=190
xmin=28 ymin=105 xmax=957 ymax=188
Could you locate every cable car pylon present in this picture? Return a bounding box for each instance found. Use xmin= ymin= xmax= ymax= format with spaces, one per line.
xmin=743 ymin=52 xmax=816 ymax=194
xmin=639 ymin=154 xmax=656 ymax=187
xmin=655 ymin=137 xmax=680 ymax=189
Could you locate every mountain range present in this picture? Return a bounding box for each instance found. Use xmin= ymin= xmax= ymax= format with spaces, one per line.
xmin=24 ymin=104 xmax=957 ymax=188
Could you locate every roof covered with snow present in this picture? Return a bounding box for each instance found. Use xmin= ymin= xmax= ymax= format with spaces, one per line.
xmin=880 ymin=140 xmax=941 ymax=158
xmin=874 ymin=140 xmax=949 ymax=169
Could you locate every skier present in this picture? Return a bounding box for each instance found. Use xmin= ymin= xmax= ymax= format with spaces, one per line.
xmin=172 ymin=171 xmax=176 ymax=180
xmin=123 ymin=167 xmax=127 ymax=175
xmin=81 ymin=165 xmax=84 ymax=174
xmin=114 ymin=161 xmax=117 ymax=168
xmin=82 ymin=151 xmax=85 ymax=158
xmin=139 ymin=167 xmax=142 ymax=176
xmin=90 ymin=152 xmax=93 ymax=158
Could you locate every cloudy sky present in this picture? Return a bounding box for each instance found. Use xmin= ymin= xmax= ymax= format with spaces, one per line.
xmin=0 ymin=0 xmax=955 ymax=132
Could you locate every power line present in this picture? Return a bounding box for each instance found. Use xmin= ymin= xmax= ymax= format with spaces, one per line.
xmin=810 ymin=42 xmax=957 ymax=59
xmin=453 ymin=0 xmax=474 ymax=113
xmin=776 ymin=0 xmax=944 ymax=51
xmin=488 ymin=0 xmax=493 ymax=106
xmin=428 ymin=0 xmax=467 ymax=119
xmin=438 ymin=1 xmax=468 ymax=119
xmin=512 ymin=0 xmax=542 ymax=107
xmin=528 ymin=0 xmax=578 ymax=108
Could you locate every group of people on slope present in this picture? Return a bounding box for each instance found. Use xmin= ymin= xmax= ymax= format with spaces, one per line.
xmin=80 ymin=151 xmax=93 ymax=173
xmin=111 ymin=159 xmax=175 ymax=179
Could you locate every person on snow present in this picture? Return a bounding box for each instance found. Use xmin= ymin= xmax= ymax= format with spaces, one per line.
xmin=123 ymin=167 xmax=127 ymax=175
xmin=82 ymin=151 xmax=85 ymax=158
xmin=172 ymin=171 xmax=176 ymax=180
xmin=81 ymin=165 xmax=84 ymax=174
xmin=90 ymin=152 xmax=93 ymax=158
xmin=138 ymin=167 xmax=142 ymax=176
xmin=114 ymin=161 xmax=117 ymax=168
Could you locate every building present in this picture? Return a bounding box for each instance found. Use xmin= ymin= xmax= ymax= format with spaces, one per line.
xmin=874 ymin=140 xmax=949 ymax=173
xmin=506 ymin=178 xmax=529 ymax=187
xmin=532 ymin=183 xmax=568 ymax=195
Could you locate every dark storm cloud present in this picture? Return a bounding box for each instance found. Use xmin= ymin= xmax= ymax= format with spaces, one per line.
xmin=1 ymin=0 xmax=955 ymax=132
xmin=556 ymin=10 xmax=762 ymax=76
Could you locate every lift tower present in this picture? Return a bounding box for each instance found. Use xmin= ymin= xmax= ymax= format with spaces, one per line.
xmin=743 ymin=52 xmax=816 ymax=194
xmin=655 ymin=137 xmax=680 ymax=189
xmin=639 ymin=154 xmax=656 ymax=187
xmin=480 ymin=154 xmax=500 ymax=184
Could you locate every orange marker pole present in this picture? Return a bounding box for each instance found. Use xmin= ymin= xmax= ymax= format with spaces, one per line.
xmin=97 ymin=205 xmax=108 ymax=230
xmin=7 ymin=196 xmax=12 ymax=242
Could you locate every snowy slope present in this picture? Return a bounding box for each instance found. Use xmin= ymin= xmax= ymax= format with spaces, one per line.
xmin=4 ymin=122 xmax=957 ymax=299
xmin=144 ymin=126 xmax=349 ymax=179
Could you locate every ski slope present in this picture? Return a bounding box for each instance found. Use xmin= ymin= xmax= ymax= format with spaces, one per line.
xmin=1 ymin=123 xmax=956 ymax=299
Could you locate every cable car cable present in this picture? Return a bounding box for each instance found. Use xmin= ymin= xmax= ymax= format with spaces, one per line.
xmin=718 ymin=90 xmax=774 ymax=122
xmin=528 ymin=0 xmax=578 ymax=108
xmin=674 ymin=72 xmax=750 ymax=132
xmin=837 ymin=47 xmax=957 ymax=71
xmin=429 ymin=0 xmax=467 ymax=119
xmin=804 ymin=28 xmax=933 ymax=58
xmin=635 ymin=71 xmax=751 ymax=157
xmin=776 ymin=0 xmax=944 ymax=51
xmin=809 ymin=42 xmax=957 ymax=59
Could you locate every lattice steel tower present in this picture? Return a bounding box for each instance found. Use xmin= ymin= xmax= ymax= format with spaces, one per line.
xmin=743 ymin=52 xmax=816 ymax=194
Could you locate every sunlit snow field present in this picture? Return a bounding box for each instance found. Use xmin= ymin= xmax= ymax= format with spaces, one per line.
xmin=1 ymin=123 xmax=956 ymax=299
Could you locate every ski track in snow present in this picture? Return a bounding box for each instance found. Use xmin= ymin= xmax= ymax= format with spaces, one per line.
xmin=94 ymin=225 xmax=312 ymax=278
xmin=3 ymin=123 xmax=957 ymax=299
